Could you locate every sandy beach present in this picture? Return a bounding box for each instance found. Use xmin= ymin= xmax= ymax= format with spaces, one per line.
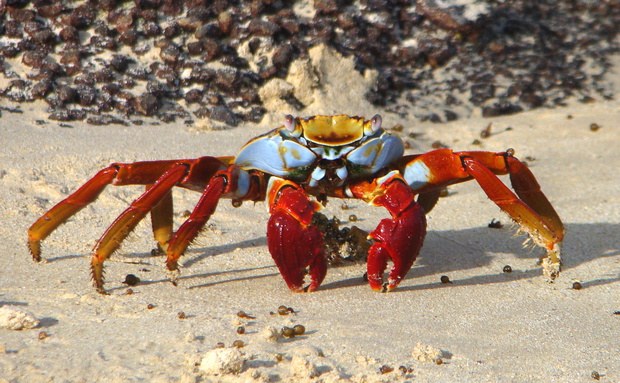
xmin=1 ymin=73 xmax=619 ymax=382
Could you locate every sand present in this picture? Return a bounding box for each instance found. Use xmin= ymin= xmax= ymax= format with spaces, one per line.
xmin=1 ymin=49 xmax=619 ymax=382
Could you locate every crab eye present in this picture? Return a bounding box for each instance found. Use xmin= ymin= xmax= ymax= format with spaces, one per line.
xmin=371 ymin=114 xmax=382 ymax=132
xmin=284 ymin=114 xmax=295 ymax=132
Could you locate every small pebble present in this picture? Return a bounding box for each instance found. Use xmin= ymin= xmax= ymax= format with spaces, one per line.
xmin=488 ymin=219 xmax=503 ymax=229
xmin=123 ymin=274 xmax=140 ymax=286
xmin=573 ymin=281 xmax=582 ymax=290
xmin=591 ymin=371 xmax=600 ymax=380
xmin=380 ymin=365 xmax=394 ymax=374
xmin=38 ymin=331 xmax=49 ymax=340
xmin=503 ymin=265 xmax=512 ymax=273
xmin=216 ymin=342 xmax=225 ymax=348
xmin=293 ymin=324 xmax=306 ymax=336
xmin=236 ymin=311 xmax=255 ymax=319
xmin=440 ymin=275 xmax=452 ymax=284
xmin=282 ymin=327 xmax=295 ymax=338
xmin=178 ymin=311 xmax=186 ymax=319
xmin=399 ymin=365 xmax=414 ymax=374
xmin=236 ymin=326 xmax=245 ymax=335
xmin=589 ymin=123 xmax=601 ymax=132
xmin=348 ymin=214 xmax=358 ymax=222
xmin=232 ymin=340 xmax=244 ymax=348
xmin=277 ymin=305 xmax=289 ymax=315
xmin=147 ymin=304 xmax=155 ymax=310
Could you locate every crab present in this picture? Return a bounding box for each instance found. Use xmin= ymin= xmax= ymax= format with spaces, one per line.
xmin=28 ymin=114 xmax=565 ymax=293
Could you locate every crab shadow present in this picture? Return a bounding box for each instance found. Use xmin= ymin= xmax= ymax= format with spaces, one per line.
xmin=54 ymin=222 xmax=618 ymax=292
xmin=105 ymin=236 xmax=278 ymax=292
xmin=316 ymin=221 xmax=620 ymax=292
xmin=185 ymin=222 xmax=619 ymax=292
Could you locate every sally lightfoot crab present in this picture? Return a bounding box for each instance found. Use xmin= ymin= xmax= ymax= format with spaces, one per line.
xmin=28 ymin=115 xmax=564 ymax=293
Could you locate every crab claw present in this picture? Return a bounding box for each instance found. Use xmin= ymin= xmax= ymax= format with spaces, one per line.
xmin=267 ymin=180 xmax=327 ymax=292
xmin=366 ymin=176 xmax=427 ymax=292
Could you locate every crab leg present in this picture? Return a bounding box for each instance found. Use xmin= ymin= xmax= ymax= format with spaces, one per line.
xmin=350 ymin=172 xmax=427 ymax=291
xmin=164 ymin=174 xmax=227 ymax=282
xmin=28 ymin=166 xmax=117 ymax=261
xmin=400 ymin=149 xmax=564 ymax=279
xmin=90 ymin=164 xmax=190 ymax=292
xmin=266 ymin=178 xmax=327 ymax=292
xmin=27 ymin=157 xmax=228 ymax=262
xmin=462 ymin=156 xmax=563 ymax=279
xmin=149 ymin=187 xmax=174 ymax=254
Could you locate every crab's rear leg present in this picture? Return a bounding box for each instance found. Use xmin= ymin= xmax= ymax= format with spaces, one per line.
xmin=149 ymin=189 xmax=173 ymax=254
xmin=266 ymin=178 xmax=327 ymax=292
xmin=350 ymin=172 xmax=427 ymax=291
xmin=28 ymin=166 xmax=117 ymax=261
xmin=28 ymin=157 xmax=229 ymax=292
xmin=400 ymin=149 xmax=564 ymax=279
xmin=28 ymin=157 xmax=230 ymax=261
xmin=462 ymin=155 xmax=564 ymax=279
xmin=163 ymin=165 xmax=265 ymax=284
xmin=163 ymin=175 xmax=227 ymax=284
xmin=90 ymin=164 xmax=191 ymax=292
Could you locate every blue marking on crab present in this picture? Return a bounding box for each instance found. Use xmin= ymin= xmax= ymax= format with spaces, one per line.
xmin=234 ymin=114 xmax=404 ymax=185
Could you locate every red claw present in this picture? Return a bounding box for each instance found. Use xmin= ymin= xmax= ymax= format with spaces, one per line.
xmin=366 ymin=177 xmax=427 ymax=292
xmin=267 ymin=182 xmax=327 ymax=292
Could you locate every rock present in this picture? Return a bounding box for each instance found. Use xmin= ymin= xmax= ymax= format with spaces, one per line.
xmin=0 ymin=306 xmax=40 ymax=330
xmin=199 ymin=347 xmax=247 ymax=375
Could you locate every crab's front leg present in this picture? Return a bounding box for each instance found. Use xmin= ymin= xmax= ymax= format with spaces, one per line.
xmin=266 ymin=178 xmax=327 ymax=292
xmin=350 ymin=171 xmax=427 ymax=292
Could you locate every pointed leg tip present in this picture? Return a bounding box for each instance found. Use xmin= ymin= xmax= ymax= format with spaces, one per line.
xmin=96 ymin=287 xmax=109 ymax=295
xmin=542 ymin=243 xmax=562 ymax=282
xmin=28 ymin=240 xmax=42 ymax=262
xmin=167 ymin=268 xmax=180 ymax=286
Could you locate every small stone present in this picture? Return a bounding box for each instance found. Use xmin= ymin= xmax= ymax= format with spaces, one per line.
xmin=0 ymin=307 xmax=40 ymax=330
xmin=123 ymin=274 xmax=140 ymax=286
xmin=232 ymin=340 xmax=244 ymax=348
xmin=199 ymin=347 xmax=246 ymax=375
xmin=282 ymin=327 xmax=295 ymax=338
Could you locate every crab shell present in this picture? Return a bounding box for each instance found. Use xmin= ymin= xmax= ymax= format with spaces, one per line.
xmin=234 ymin=115 xmax=404 ymax=187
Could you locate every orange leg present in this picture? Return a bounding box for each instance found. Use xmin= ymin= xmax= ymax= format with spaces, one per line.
xmin=164 ymin=174 xmax=228 ymax=283
xmin=400 ymin=149 xmax=564 ymax=280
xmin=90 ymin=164 xmax=190 ymax=292
xmin=28 ymin=166 xmax=117 ymax=261
xmin=27 ymin=157 xmax=230 ymax=292
xmin=149 ymin=187 xmax=174 ymax=254
xmin=266 ymin=178 xmax=326 ymax=292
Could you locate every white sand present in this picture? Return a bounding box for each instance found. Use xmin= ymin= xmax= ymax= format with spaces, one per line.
xmin=1 ymin=52 xmax=619 ymax=382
